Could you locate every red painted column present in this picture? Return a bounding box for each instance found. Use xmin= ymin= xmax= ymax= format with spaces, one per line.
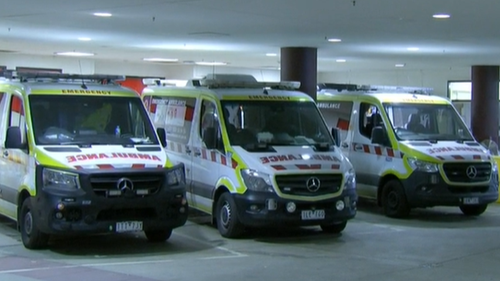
xmin=471 ymin=65 xmax=499 ymax=144
xmin=280 ymin=47 xmax=317 ymax=101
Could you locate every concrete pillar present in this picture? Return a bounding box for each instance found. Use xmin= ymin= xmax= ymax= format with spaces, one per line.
xmin=471 ymin=65 xmax=499 ymax=144
xmin=280 ymin=47 xmax=317 ymax=101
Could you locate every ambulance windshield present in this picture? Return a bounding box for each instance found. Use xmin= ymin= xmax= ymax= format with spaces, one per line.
xmin=29 ymin=95 xmax=159 ymax=146
xmin=221 ymin=101 xmax=334 ymax=148
xmin=383 ymin=103 xmax=474 ymax=141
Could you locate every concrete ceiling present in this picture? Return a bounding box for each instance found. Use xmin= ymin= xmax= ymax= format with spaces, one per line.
xmin=1 ymin=0 xmax=499 ymax=73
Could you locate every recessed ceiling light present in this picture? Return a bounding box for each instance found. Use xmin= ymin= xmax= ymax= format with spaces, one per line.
xmin=78 ymin=37 xmax=91 ymax=41
xmin=327 ymin=38 xmax=342 ymax=43
xmin=143 ymin=58 xmax=179 ymax=62
xmin=433 ymin=13 xmax=450 ymax=19
xmin=407 ymin=47 xmax=419 ymax=51
xmin=395 ymin=63 xmax=406 ymax=67
xmin=195 ymin=61 xmax=227 ymax=66
xmin=266 ymin=53 xmax=277 ymax=57
xmin=93 ymin=12 xmax=112 ymax=17
xmin=55 ymin=51 xmax=95 ymax=57
xmin=336 ymin=59 xmax=346 ymax=63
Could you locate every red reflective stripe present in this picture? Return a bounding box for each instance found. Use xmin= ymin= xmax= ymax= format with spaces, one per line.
xmin=296 ymin=164 xmax=321 ymax=170
xmin=132 ymin=164 xmax=145 ymax=169
xmin=374 ymin=146 xmax=382 ymax=155
xmin=363 ymin=145 xmax=370 ymax=153
xmin=473 ymin=155 xmax=481 ymax=160
xmin=221 ymin=155 xmax=227 ymax=166
xmin=437 ymin=156 xmax=445 ymax=160
xmin=201 ymin=149 xmax=207 ymax=160
xmin=232 ymin=159 xmax=238 ymax=169
xmin=97 ymin=164 xmax=114 ymax=169
xmin=386 ymin=148 xmax=395 ymax=157
xmin=452 ymin=155 xmax=464 ymax=160
xmin=74 ymin=165 xmax=83 ymax=170
xmin=211 ymin=151 xmax=216 ymax=162
xmin=272 ymin=165 xmax=286 ymax=170
xmin=331 ymin=164 xmax=340 ymax=169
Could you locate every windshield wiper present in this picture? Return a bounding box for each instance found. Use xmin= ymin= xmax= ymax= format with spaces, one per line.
xmin=243 ymin=142 xmax=273 ymax=152
xmin=313 ymin=142 xmax=332 ymax=152
xmin=59 ymin=141 xmax=108 ymax=147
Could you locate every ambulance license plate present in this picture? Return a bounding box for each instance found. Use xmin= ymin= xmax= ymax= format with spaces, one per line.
xmin=463 ymin=197 xmax=479 ymax=205
xmin=301 ymin=210 xmax=325 ymax=220
xmin=116 ymin=221 xmax=143 ymax=233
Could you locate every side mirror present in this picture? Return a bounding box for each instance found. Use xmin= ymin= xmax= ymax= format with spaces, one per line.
xmin=371 ymin=126 xmax=390 ymax=146
xmin=331 ymin=127 xmax=342 ymax=147
xmin=5 ymin=126 xmax=26 ymax=149
xmin=156 ymin=127 xmax=167 ymax=148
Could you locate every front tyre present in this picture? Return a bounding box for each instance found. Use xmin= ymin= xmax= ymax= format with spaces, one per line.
xmin=20 ymin=198 xmax=49 ymax=249
xmin=460 ymin=204 xmax=488 ymax=216
xmin=381 ymin=180 xmax=411 ymax=218
xmin=215 ymin=193 xmax=244 ymax=238
xmin=144 ymin=229 xmax=173 ymax=243
xmin=320 ymin=221 xmax=347 ymax=234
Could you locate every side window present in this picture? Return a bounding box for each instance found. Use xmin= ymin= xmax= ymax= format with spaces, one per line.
xmin=199 ymin=99 xmax=222 ymax=150
xmin=147 ymin=95 xmax=196 ymax=145
xmin=318 ymin=101 xmax=353 ymax=142
xmin=9 ymin=95 xmax=25 ymax=129
xmin=359 ymin=102 xmax=384 ymax=139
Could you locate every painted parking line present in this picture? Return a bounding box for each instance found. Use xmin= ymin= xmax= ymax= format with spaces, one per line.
xmin=173 ymin=231 xmax=248 ymax=258
xmin=0 ymin=259 xmax=174 ymax=275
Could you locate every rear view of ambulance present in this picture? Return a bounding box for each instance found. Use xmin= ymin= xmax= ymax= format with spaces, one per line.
xmin=317 ymin=83 xmax=498 ymax=218
xmin=142 ymin=74 xmax=358 ymax=238
xmin=0 ymin=71 xmax=188 ymax=249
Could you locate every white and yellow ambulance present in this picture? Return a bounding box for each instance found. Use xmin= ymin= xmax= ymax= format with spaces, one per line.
xmin=317 ymin=83 xmax=499 ymax=218
xmin=0 ymin=70 xmax=188 ymax=249
xmin=141 ymin=74 xmax=357 ymax=238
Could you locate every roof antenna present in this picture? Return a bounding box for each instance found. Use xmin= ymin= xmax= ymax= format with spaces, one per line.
xmin=78 ymin=60 xmax=88 ymax=89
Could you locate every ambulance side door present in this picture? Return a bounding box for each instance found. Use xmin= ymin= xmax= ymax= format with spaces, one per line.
xmin=349 ymin=101 xmax=391 ymax=199
xmin=0 ymin=93 xmax=27 ymax=219
xmin=190 ymin=97 xmax=222 ymax=213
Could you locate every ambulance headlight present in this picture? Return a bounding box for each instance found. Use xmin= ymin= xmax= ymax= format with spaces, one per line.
xmin=42 ymin=168 xmax=80 ymax=190
xmin=344 ymin=168 xmax=356 ymax=190
xmin=166 ymin=166 xmax=185 ymax=186
xmin=492 ymin=160 xmax=498 ymax=174
xmin=407 ymin=157 xmax=439 ymax=173
xmin=241 ymin=169 xmax=274 ymax=192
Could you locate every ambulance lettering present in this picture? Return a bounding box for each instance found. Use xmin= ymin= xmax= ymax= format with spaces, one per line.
xmin=260 ymin=154 xmax=341 ymax=164
xmin=61 ymin=89 xmax=112 ymax=95
xmin=66 ymin=153 xmax=162 ymax=163
xmin=427 ymin=146 xmax=484 ymax=154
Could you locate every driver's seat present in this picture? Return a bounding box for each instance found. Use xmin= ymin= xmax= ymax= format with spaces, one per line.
xmin=406 ymin=113 xmax=426 ymax=133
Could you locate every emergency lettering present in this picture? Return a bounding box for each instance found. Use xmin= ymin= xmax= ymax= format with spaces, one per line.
xmin=427 ymin=146 xmax=484 ymax=154
xmin=62 ymin=89 xmax=112 ymax=95
xmin=248 ymin=95 xmax=291 ymax=101
xmin=260 ymin=154 xmax=341 ymax=164
xmin=66 ymin=153 xmax=162 ymax=163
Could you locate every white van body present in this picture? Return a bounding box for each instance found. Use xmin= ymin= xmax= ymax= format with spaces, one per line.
xmin=142 ymin=75 xmax=358 ymax=238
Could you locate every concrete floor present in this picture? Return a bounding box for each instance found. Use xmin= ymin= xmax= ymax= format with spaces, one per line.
xmin=0 ymin=201 xmax=499 ymax=281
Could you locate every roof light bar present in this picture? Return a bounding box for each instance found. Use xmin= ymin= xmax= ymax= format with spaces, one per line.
xmin=0 ymin=70 xmax=125 ymax=84
xmin=191 ymin=79 xmax=301 ymax=90
xmin=317 ymin=83 xmax=433 ymax=95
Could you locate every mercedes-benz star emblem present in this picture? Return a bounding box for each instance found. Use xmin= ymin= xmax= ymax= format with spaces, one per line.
xmin=117 ymin=177 xmax=134 ymax=192
xmin=466 ymin=166 xmax=477 ymax=179
xmin=306 ymin=177 xmax=321 ymax=192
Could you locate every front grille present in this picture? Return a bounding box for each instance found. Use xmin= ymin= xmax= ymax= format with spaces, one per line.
xmin=447 ymin=185 xmax=489 ymax=194
xmin=275 ymin=174 xmax=343 ymax=196
xmin=96 ymin=208 xmax=157 ymax=221
xmin=89 ymin=173 xmax=163 ymax=197
xmin=442 ymin=162 xmax=491 ymax=183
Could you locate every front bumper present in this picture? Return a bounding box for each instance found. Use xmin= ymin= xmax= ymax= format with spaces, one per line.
xmin=233 ymin=189 xmax=357 ymax=227
xmin=403 ymin=170 xmax=499 ymax=208
xmin=33 ymin=164 xmax=189 ymax=235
